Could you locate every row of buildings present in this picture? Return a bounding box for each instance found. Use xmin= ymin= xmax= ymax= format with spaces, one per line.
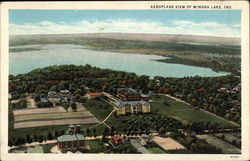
xmin=57 ymin=125 xmax=127 ymax=152
xmin=117 ymin=88 xmax=150 ymax=101
xmin=37 ymin=90 xmax=71 ymax=107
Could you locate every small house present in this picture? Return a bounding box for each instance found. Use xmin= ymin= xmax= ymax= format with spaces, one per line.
xmin=111 ymin=135 xmax=124 ymax=145
xmin=86 ymin=92 xmax=101 ymax=99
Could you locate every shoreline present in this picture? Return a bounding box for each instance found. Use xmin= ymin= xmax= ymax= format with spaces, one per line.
xmin=9 ymin=43 xmax=235 ymax=77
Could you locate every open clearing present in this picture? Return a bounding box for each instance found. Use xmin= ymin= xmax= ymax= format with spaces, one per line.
xmin=130 ymin=139 xmax=150 ymax=154
xmin=13 ymin=103 xmax=100 ymax=129
xmin=14 ymin=117 xmax=100 ymax=129
xmin=150 ymin=95 xmax=236 ymax=127
xmin=9 ymin=145 xmax=43 ymax=153
xmin=15 ymin=111 xmax=94 ymax=122
xmin=213 ymin=132 xmax=241 ymax=144
xmin=147 ymin=147 xmax=166 ymax=154
xmin=152 ymin=136 xmax=186 ymax=151
xmin=13 ymin=106 xmax=66 ymax=115
xmin=197 ymin=134 xmax=241 ymax=154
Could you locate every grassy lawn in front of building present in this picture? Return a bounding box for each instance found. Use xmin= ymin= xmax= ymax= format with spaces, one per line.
xmin=147 ymin=147 xmax=166 ymax=154
xmin=150 ymin=95 xmax=236 ymax=128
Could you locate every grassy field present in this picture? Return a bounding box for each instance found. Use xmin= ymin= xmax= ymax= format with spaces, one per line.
xmin=85 ymin=140 xmax=106 ymax=153
xmin=9 ymin=123 xmax=99 ymax=141
xmin=12 ymin=102 xmax=99 ymax=129
xmin=150 ymin=95 xmax=236 ymax=127
xmin=197 ymin=134 xmax=241 ymax=154
xmin=9 ymin=145 xmax=44 ymax=153
xmin=42 ymin=143 xmax=56 ymax=153
xmin=83 ymin=99 xmax=113 ymax=121
xmin=83 ymin=99 xmax=125 ymax=131
xmin=147 ymin=147 xmax=166 ymax=154
xmin=15 ymin=111 xmax=94 ymax=122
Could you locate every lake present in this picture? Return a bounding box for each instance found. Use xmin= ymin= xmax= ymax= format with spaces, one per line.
xmin=9 ymin=44 xmax=229 ymax=78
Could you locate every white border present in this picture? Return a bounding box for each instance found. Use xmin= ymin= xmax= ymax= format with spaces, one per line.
xmin=1 ymin=1 xmax=249 ymax=161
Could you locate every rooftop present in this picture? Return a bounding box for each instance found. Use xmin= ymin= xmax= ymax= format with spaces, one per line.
xmin=113 ymin=101 xmax=149 ymax=107
xmin=117 ymin=88 xmax=139 ymax=94
xmin=57 ymin=134 xmax=84 ymax=142
xmin=87 ymin=92 xmax=101 ymax=96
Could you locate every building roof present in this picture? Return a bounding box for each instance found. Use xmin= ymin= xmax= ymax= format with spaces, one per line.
xmin=60 ymin=90 xmax=70 ymax=93
xmin=57 ymin=134 xmax=84 ymax=142
xmin=112 ymin=135 xmax=124 ymax=144
xmin=117 ymin=88 xmax=139 ymax=94
xmin=48 ymin=91 xmax=57 ymax=94
xmin=40 ymin=97 xmax=49 ymax=103
xmin=87 ymin=92 xmax=101 ymax=96
xmin=113 ymin=101 xmax=149 ymax=107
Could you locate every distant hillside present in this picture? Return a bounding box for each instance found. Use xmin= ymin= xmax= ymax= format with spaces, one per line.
xmin=10 ymin=33 xmax=240 ymax=46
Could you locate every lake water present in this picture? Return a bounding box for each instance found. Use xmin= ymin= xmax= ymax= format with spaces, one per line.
xmin=9 ymin=44 xmax=229 ymax=78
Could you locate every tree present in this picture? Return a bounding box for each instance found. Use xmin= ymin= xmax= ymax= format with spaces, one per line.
xmin=8 ymin=139 xmax=13 ymax=147
xmin=190 ymin=98 xmax=198 ymax=107
xmin=101 ymin=133 xmax=106 ymax=143
xmin=34 ymin=95 xmax=41 ymax=102
xmin=47 ymin=132 xmax=53 ymax=140
xmin=103 ymin=127 xmax=110 ymax=136
xmin=33 ymin=134 xmax=38 ymax=142
xmin=54 ymin=131 xmax=59 ymax=138
xmin=26 ymin=134 xmax=32 ymax=143
xmin=158 ymin=127 xmax=166 ymax=136
xmin=145 ymin=130 xmax=150 ymax=135
xmin=38 ymin=135 xmax=44 ymax=143
xmin=110 ymin=126 xmax=115 ymax=136
xmin=71 ymin=102 xmax=77 ymax=112
xmin=86 ymin=128 xmax=90 ymax=136
xmin=93 ymin=128 xmax=97 ymax=138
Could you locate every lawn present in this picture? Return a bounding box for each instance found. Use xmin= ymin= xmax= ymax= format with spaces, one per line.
xmin=9 ymin=123 xmax=97 ymax=141
xmin=9 ymin=145 xmax=43 ymax=153
xmin=196 ymin=134 xmax=241 ymax=154
xmin=147 ymin=147 xmax=166 ymax=154
xmin=42 ymin=143 xmax=56 ymax=153
xmin=83 ymin=99 xmax=125 ymax=131
xmin=85 ymin=140 xmax=107 ymax=153
xmin=150 ymin=95 xmax=236 ymax=127
xmin=84 ymin=99 xmax=113 ymax=121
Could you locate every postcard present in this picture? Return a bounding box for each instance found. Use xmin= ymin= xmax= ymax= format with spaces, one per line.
xmin=0 ymin=1 xmax=249 ymax=161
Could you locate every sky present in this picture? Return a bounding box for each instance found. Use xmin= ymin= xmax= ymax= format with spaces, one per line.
xmin=9 ymin=10 xmax=241 ymax=37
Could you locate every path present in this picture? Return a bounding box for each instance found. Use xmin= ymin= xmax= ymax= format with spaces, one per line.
xmin=8 ymin=140 xmax=57 ymax=150
xmin=160 ymin=94 xmax=240 ymax=127
xmin=87 ymin=97 xmax=118 ymax=129
xmin=88 ymin=109 xmax=117 ymax=129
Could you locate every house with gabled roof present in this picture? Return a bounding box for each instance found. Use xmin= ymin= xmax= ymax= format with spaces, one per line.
xmin=57 ymin=125 xmax=85 ymax=152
